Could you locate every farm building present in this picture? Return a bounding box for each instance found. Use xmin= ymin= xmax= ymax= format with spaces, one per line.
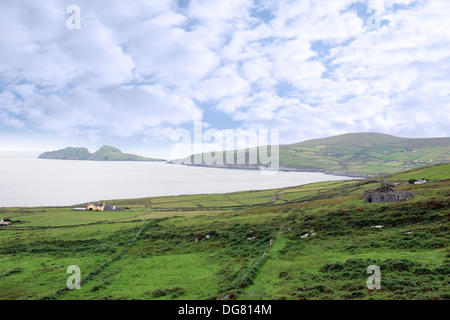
xmin=86 ymin=203 xmax=117 ymax=211
xmin=87 ymin=203 xmax=106 ymax=211
xmin=364 ymin=182 xmax=413 ymax=203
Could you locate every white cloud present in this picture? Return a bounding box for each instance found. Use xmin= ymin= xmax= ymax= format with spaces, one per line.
xmin=1 ymin=83 xmax=202 ymax=139
xmin=0 ymin=0 xmax=449 ymax=151
xmin=0 ymin=1 xmax=135 ymax=90
xmin=192 ymin=65 xmax=250 ymax=101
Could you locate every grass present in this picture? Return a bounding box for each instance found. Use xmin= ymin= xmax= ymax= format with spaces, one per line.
xmin=62 ymin=252 xmax=223 ymax=300
xmin=0 ymin=163 xmax=448 ymax=300
xmin=174 ymin=133 xmax=450 ymax=176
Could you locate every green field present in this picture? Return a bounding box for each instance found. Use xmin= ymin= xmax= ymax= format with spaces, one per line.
xmin=172 ymin=133 xmax=450 ymax=177
xmin=0 ymin=163 xmax=449 ymax=300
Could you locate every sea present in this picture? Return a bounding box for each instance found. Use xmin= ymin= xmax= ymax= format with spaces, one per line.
xmin=0 ymin=151 xmax=354 ymax=207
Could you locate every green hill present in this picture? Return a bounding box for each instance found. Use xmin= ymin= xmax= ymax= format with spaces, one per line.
xmin=171 ymin=132 xmax=450 ymax=177
xmin=38 ymin=147 xmax=92 ymax=160
xmin=0 ymin=163 xmax=448 ymax=300
xmin=38 ymin=145 xmax=165 ymax=162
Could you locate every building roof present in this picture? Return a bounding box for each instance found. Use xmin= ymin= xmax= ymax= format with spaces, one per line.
xmin=372 ymin=182 xmax=394 ymax=193
xmin=365 ymin=182 xmax=413 ymax=196
xmin=88 ymin=203 xmax=105 ymax=207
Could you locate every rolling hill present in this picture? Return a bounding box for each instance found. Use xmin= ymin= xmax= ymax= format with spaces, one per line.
xmin=169 ymin=133 xmax=450 ymax=177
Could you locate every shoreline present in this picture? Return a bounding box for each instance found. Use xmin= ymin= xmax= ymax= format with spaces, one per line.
xmin=0 ymin=175 xmax=355 ymax=209
xmin=165 ymin=161 xmax=378 ymax=179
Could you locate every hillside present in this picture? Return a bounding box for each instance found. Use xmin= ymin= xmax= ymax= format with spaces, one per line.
xmin=38 ymin=145 xmax=165 ymax=162
xmin=0 ymin=163 xmax=448 ymax=300
xmin=169 ymin=132 xmax=450 ymax=177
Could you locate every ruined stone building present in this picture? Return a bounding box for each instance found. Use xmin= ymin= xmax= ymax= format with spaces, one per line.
xmin=364 ymin=182 xmax=414 ymax=203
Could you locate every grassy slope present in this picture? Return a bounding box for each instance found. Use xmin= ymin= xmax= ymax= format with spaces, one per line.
xmin=38 ymin=147 xmax=92 ymax=160
xmin=0 ymin=163 xmax=448 ymax=300
xmin=92 ymin=145 xmax=164 ymax=161
xmin=174 ymin=133 xmax=450 ymax=176
xmin=279 ymin=133 xmax=450 ymax=175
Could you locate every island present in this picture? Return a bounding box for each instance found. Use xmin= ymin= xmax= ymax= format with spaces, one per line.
xmin=38 ymin=145 xmax=166 ymax=162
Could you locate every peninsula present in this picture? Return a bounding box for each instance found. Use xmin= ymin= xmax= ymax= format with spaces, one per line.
xmin=168 ymin=133 xmax=450 ymax=177
xmin=38 ymin=145 xmax=165 ymax=162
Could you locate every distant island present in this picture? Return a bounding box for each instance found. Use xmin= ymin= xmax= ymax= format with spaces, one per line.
xmin=38 ymin=145 xmax=166 ymax=162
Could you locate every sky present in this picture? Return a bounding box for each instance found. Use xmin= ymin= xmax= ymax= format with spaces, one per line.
xmin=0 ymin=0 xmax=449 ymax=159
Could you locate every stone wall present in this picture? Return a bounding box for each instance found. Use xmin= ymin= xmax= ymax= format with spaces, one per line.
xmin=364 ymin=190 xmax=413 ymax=203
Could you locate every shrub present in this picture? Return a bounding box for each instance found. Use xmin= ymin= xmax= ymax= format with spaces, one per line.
xmin=320 ymin=262 xmax=345 ymax=273
xmin=152 ymin=287 xmax=186 ymax=299
xmin=381 ymin=259 xmax=416 ymax=272
xmin=413 ymin=267 xmax=434 ymax=275
xmin=342 ymin=291 xmax=366 ymax=299
xmin=434 ymin=264 xmax=450 ymax=275
xmin=308 ymin=285 xmax=327 ymax=293
xmin=340 ymin=283 xmax=365 ymax=291
xmin=152 ymin=289 xmax=166 ymax=298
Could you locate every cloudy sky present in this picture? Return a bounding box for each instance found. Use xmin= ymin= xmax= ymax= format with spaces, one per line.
xmin=0 ymin=0 xmax=449 ymax=158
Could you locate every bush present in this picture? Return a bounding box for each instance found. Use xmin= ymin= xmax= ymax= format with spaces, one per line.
xmin=413 ymin=267 xmax=434 ymax=275
xmin=343 ymin=291 xmax=366 ymax=299
xmin=292 ymin=292 xmax=309 ymax=300
xmin=320 ymin=262 xmax=345 ymax=273
xmin=152 ymin=287 xmax=186 ymax=299
xmin=152 ymin=289 xmax=166 ymax=298
xmin=434 ymin=264 xmax=450 ymax=275
xmin=381 ymin=259 xmax=416 ymax=272
xmin=340 ymin=283 xmax=365 ymax=291
xmin=308 ymin=285 xmax=328 ymax=293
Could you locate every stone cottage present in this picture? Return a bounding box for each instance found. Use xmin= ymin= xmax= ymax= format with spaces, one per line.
xmin=364 ymin=182 xmax=413 ymax=203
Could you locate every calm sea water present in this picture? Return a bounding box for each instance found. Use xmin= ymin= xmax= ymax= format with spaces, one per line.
xmin=0 ymin=152 xmax=353 ymax=207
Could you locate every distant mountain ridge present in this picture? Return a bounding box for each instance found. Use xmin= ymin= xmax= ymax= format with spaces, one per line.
xmin=38 ymin=145 xmax=165 ymax=162
xmin=169 ymin=132 xmax=450 ymax=177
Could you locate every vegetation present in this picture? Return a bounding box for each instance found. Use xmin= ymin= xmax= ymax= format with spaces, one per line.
xmin=171 ymin=132 xmax=450 ymax=177
xmin=38 ymin=145 xmax=165 ymax=162
xmin=0 ymin=163 xmax=448 ymax=300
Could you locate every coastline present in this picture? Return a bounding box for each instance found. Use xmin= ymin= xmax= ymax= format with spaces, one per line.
xmin=165 ymin=161 xmax=377 ymax=179
xmin=1 ymin=158 xmax=352 ymax=208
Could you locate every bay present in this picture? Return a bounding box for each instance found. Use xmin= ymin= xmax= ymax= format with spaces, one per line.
xmin=0 ymin=152 xmax=353 ymax=207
